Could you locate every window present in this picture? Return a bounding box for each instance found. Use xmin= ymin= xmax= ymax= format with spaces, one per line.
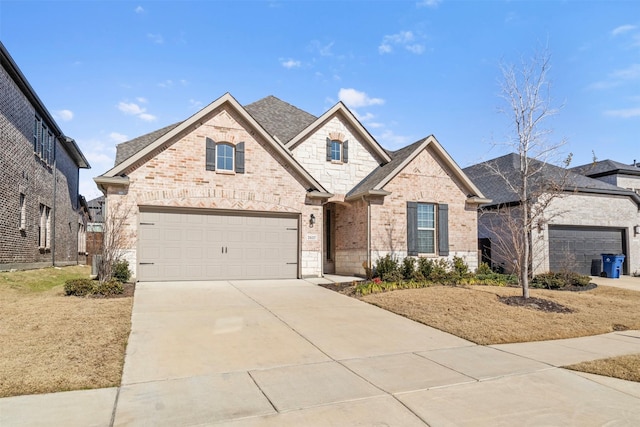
xmin=19 ymin=193 xmax=26 ymax=230
xmin=330 ymin=140 xmax=342 ymax=161
xmin=407 ymin=202 xmax=449 ymax=256
xmin=38 ymin=204 xmax=51 ymax=249
xmin=325 ymin=138 xmax=349 ymax=163
xmin=417 ymin=203 xmax=436 ymax=253
xmin=205 ymin=138 xmax=245 ymax=173
xmin=32 ymin=116 xmax=53 ymax=166
xmin=217 ymin=143 xmax=234 ymax=171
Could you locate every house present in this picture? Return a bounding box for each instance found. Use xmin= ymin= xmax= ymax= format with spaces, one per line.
xmin=95 ymin=93 xmax=489 ymax=281
xmin=571 ymin=159 xmax=640 ymax=195
xmin=0 ymin=42 xmax=91 ymax=270
xmin=464 ymin=154 xmax=640 ymax=277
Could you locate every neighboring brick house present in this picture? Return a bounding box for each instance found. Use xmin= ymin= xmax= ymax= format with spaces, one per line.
xmin=464 ymin=154 xmax=640 ymax=277
xmin=95 ymin=93 xmax=489 ymax=281
xmin=0 ymin=42 xmax=91 ymax=270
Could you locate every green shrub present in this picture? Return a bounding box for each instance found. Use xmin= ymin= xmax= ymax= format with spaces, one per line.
xmin=374 ymin=254 xmax=399 ymax=279
xmin=64 ymin=278 xmax=95 ymax=296
xmin=476 ymin=262 xmax=492 ymax=275
xmin=382 ymin=269 xmax=404 ymax=284
xmin=417 ymin=257 xmax=433 ymax=279
xmin=112 ymin=259 xmax=131 ymax=283
xmin=452 ymin=256 xmax=469 ymax=276
xmin=93 ymin=279 xmax=124 ymax=296
xmin=531 ymin=271 xmax=591 ymax=289
xmin=401 ymin=257 xmax=416 ymax=280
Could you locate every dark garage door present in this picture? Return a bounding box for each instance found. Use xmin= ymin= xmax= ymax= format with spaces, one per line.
xmin=548 ymin=226 xmax=626 ymax=275
xmin=137 ymin=209 xmax=299 ymax=282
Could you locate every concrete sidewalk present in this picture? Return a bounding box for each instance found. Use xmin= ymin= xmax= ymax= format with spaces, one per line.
xmin=2 ymin=279 xmax=640 ymax=426
xmin=591 ymin=274 xmax=640 ymax=291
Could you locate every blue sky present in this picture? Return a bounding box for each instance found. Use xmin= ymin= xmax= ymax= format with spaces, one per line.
xmin=2 ymin=1 xmax=638 ymax=199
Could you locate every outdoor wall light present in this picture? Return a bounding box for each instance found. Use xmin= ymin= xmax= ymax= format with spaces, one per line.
xmin=310 ymin=214 xmax=316 ymax=227
xmin=635 ymin=225 xmax=640 ymax=236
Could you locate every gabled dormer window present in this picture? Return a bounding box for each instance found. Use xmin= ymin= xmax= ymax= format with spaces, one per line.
xmin=205 ymin=138 xmax=245 ymax=174
xmin=326 ymin=138 xmax=349 ymax=163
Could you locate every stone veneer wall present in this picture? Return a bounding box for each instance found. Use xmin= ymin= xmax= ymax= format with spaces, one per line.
xmin=290 ymin=114 xmax=384 ymax=197
xmin=106 ymin=105 xmax=323 ymax=279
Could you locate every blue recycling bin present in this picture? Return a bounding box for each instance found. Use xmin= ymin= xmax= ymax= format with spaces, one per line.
xmin=601 ymin=254 xmax=625 ymax=279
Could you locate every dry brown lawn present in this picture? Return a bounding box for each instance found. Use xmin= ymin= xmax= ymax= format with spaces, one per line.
xmin=566 ymin=354 xmax=640 ymax=382
xmin=362 ymin=285 xmax=640 ymax=345
xmin=0 ymin=265 xmax=133 ymax=398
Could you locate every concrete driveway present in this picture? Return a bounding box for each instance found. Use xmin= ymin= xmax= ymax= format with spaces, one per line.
xmin=3 ymin=279 xmax=640 ymax=426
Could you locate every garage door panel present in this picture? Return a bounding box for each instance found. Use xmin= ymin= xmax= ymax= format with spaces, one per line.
xmin=548 ymin=226 xmax=625 ymax=275
xmin=138 ymin=210 xmax=299 ymax=281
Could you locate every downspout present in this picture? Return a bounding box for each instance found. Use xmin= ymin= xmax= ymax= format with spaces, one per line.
xmin=363 ymin=196 xmax=371 ymax=276
xmin=51 ymin=138 xmax=57 ymax=267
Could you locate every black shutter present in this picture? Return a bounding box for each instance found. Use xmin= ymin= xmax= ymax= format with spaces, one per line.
xmin=326 ymin=138 xmax=332 ymax=161
xmin=235 ymin=142 xmax=245 ymax=174
xmin=438 ymin=204 xmax=449 ymax=256
xmin=407 ymin=202 xmax=418 ymax=256
xmin=342 ymin=140 xmax=349 ymax=163
xmin=206 ymin=138 xmax=215 ymax=171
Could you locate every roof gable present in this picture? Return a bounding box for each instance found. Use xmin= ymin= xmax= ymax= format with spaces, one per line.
xmin=347 ymin=135 xmax=487 ymax=202
xmin=97 ymin=93 xmax=329 ymax=194
xmin=287 ymin=102 xmax=392 ymax=164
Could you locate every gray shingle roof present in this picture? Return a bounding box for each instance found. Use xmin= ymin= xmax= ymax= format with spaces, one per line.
xmin=114 ymin=122 xmax=182 ymax=166
xmin=244 ymin=95 xmax=317 ymax=144
xmin=571 ymin=159 xmax=640 ymax=178
xmin=463 ymin=153 xmax=640 ymax=206
xmin=347 ymin=138 xmax=427 ymax=198
xmin=86 ymin=196 xmax=105 ymax=223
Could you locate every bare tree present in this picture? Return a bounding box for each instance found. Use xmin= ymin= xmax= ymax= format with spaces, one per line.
xmin=97 ymin=199 xmax=134 ymax=283
xmin=485 ymin=47 xmax=570 ymax=299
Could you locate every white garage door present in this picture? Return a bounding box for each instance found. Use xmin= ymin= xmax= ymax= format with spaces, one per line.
xmin=137 ymin=209 xmax=299 ymax=281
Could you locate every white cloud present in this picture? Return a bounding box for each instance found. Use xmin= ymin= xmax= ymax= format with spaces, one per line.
xmin=135 ymin=6 xmax=145 ymax=13
xmin=158 ymin=80 xmax=173 ymax=88
xmin=118 ymin=102 xmax=146 ymax=115
xmin=54 ymin=109 xmax=74 ymax=122
xmin=612 ymin=25 xmax=637 ymax=36
xmin=406 ymin=44 xmax=426 ymax=54
xmin=604 ymin=108 xmax=640 ymax=118
xmin=147 ymin=33 xmax=164 ymax=44
xmin=180 ymin=79 xmax=188 ymax=86
xmin=308 ymin=40 xmax=334 ymax=57
xmin=281 ymin=59 xmax=301 ymax=69
xmin=136 ymin=97 xmax=148 ymax=104
xmin=376 ymin=129 xmax=412 ymax=149
xmin=189 ymin=99 xmax=203 ymax=110
xmin=117 ymin=101 xmax=156 ymax=121
xmin=379 ymin=30 xmax=425 ymax=55
xmin=612 ymin=64 xmax=640 ymax=80
xmin=109 ymin=132 xmax=129 ymax=143
xmin=416 ymin=0 xmax=441 ymax=8
xmin=338 ymin=88 xmax=384 ymax=108
xmin=138 ymin=113 xmax=157 ymax=122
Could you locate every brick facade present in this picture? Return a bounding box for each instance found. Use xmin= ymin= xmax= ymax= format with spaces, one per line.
xmin=0 ymin=46 xmax=88 ymax=270
xmin=370 ymin=145 xmax=480 ymax=273
xmin=105 ymin=105 xmax=323 ymax=278
xmin=100 ymin=95 xmax=484 ymax=280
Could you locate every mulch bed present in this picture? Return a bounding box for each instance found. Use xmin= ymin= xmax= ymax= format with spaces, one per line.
xmin=499 ymin=295 xmax=573 ymax=313
xmin=318 ymin=281 xmax=358 ymax=296
xmin=90 ymin=282 xmax=136 ymax=299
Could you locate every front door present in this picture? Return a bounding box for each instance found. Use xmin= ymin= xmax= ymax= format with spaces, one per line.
xmin=323 ymin=205 xmax=335 ymax=274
